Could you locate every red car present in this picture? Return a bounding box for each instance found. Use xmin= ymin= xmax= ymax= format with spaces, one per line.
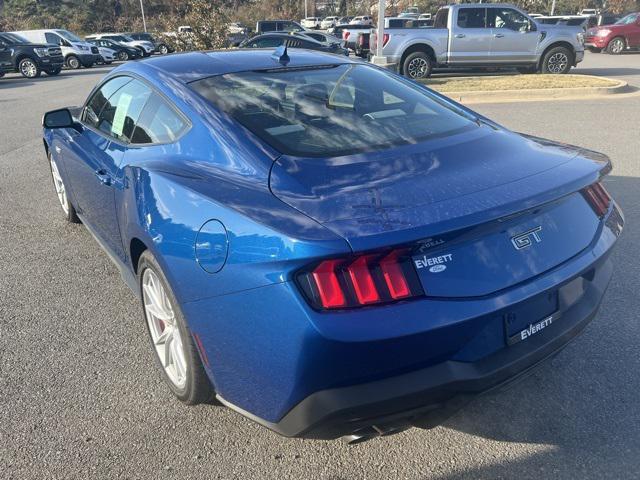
xmin=585 ymin=12 xmax=640 ymax=54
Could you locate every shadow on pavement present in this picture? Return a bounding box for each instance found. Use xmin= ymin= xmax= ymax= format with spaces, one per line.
xmin=428 ymin=175 xmax=639 ymax=479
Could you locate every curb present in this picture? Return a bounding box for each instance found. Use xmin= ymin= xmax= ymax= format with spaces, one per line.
xmin=438 ymin=77 xmax=630 ymax=104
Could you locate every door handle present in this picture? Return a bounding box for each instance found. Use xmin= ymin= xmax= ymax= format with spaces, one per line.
xmin=454 ymin=33 xmax=465 ymax=38
xmin=494 ymin=33 xmax=505 ymax=38
xmin=95 ymin=169 xmax=112 ymax=187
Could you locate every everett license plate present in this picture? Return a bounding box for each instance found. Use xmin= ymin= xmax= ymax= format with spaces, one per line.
xmin=504 ymin=291 xmax=559 ymax=346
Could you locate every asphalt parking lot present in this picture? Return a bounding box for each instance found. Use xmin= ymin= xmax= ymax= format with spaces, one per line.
xmin=1 ymin=53 xmax=639 ymax=479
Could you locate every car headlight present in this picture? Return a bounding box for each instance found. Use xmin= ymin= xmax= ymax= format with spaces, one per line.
xmin=596 ymin=29 xmax=611 ymax=37
xmin=33 ymin=47 xmax=48 ymax=57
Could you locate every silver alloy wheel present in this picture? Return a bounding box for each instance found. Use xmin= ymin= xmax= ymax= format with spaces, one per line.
xmin=118 ymin=51 xmax=128 ymax=61
xmin=407 ymin=57 xmax=429 ymax=78
xmin=159 ymin=45 xmax=168 ymax=55
xmin=67 ymin=56 xmax=80 ymax=69
xmin=20 ymin=59 xmax=37 ymax=78
xmin=142 ymin=268 xmax=188 ymax=389
xmin=547 ymin=52 xmax=568 ymax=74
xmin=610 ymin=38 xmax=624 ymax=54
xmin=49 ymin=157 xmax=69 ymax=215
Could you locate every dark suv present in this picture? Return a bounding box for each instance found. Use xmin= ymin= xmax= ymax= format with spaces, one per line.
xmin=0 ymin=32 xmax=64 ymax=78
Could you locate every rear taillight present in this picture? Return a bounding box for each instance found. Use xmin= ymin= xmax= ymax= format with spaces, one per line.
xmin=382 ymin=33 xmax=390 ymax=46
xmin=581 ymin=182 xmax=611 ymax=218
xmin=343 ymin=31 xmax=350 ymax=40
xmin=297 ymin=249 xmax=423 ymax=310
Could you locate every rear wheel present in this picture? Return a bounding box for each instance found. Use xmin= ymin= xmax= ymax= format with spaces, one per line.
xmin=66 ymin=55 xmax=81 ymax=69
xmin=139 ymin=251 xmax=214 ymax=404
xmin=541 ymin=46 xmax=573 ymax=74
xmin=18 ymin=57 xmax=40 ymax=78
xmin=607 ymin=37 xmax=625 ymax=55
xmin=48 ymin=153 xmax=80 ymax=223
xmin=403 ymin=51 xmax=433 ymax=79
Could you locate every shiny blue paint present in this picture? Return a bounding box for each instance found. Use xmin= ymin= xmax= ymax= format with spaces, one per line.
xmin=43 ymin=50 xmax=623 ymax=428
xmin=195 ymin=219 xmax=229 ymax=274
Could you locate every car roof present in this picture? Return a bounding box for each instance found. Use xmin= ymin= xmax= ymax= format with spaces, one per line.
xmin=135 ymin=49 xmax=355 ymax=83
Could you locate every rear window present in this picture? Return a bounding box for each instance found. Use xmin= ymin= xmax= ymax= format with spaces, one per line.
xmin=190 ymin=64 xmax=475 ymax=157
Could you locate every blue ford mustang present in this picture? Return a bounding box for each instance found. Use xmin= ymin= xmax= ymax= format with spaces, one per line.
xmin=42 ymin=49 xmax=624 ymax=442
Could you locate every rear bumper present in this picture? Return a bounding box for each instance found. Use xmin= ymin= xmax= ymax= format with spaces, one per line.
xmin=265 ymin=257 xmax=610 ymax=439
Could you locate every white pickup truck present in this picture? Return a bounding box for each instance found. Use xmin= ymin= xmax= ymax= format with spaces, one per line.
xmin=377 ymin=3 xmax=585 ymax=79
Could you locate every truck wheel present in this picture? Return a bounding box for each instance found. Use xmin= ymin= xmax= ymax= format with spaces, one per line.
xmin=66 ymin=55 xmax=81 ymax=69
xmin=541 ymin=46 xmax=573 ymax=74
xmin=403 ymin=52 xmax=432 ymax=79
xmin=18 ymin=57 xmax=41 ymax=78
xmin=607 ymin=37 xmax=625 ymax=55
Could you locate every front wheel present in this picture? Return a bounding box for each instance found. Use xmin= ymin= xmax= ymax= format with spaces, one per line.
xmin=139 ymin=251 xmax=214 ymax=404
xmin=607 ymin=37 xmax=625 ymax=55
xmin=403 ymin=51 xmax=433 ymax=79
xmin=18 ymin=57 xmax=41 ymax=78
xmin=66 ymin=55 xmax=81 ymax=69
xmin=117 ymin=51 xmax=130 ymax=61
xmin=158 ymin=44 xmax=169 ymax=55
xmin=541 ymin=46 xmax=573 ymax=74
xmin=48 ymin=153 xmax=80 ymax=223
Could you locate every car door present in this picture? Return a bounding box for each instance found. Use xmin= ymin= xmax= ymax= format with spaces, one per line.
xmin=487 ymin=7 xmax=539 ymax=63
xmin=449 ymin=7 xmax=491 ymax=64
xmin=628 ymin=14 xmax=640 ymax=47
xmin=63 ymin=76 xmax=152 ymax=259
xmin=0 ymin=37 xmax=11 ymax=72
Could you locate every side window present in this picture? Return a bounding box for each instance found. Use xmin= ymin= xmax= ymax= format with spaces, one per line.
xmin=45 ymin=32 xmax=62 ymax=45
xmin=83 ymin=76 xmax=132 ymax=128
xmin=255 ymin=37 xmax=283 ymax=48
xmin=95 ymin=79 xmax=152 ymax=142
xmin=260 ymin=22 xmax=276 ymax=32
xmin=489 ymin=8 xmax=530 ymax=32
xmin=457 ymin=8 xmax=487 ymax=28
xmin=131 ymin=96 xmax=187 ymax=144
xmin=286 ymin=39 xmax=303 ymax=48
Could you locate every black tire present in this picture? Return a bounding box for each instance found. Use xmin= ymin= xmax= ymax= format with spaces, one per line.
xmin=607 ymin=37 xmax=625 ymax=55
xmin=66 ymin=55 xmax=81 ymax=69
xmin=138 ymin=250 xmax=214 ymax=405
xmin=159 ymin=44 xmax=169 ymax=55
xmin=587 ymin=47 xmax=602 ymax=53
xmin=117 ymin=50 xmax=130 ymax=61
xmin=45 ymin=68 xmax=62 ymax=76
xmin=47 ymin=152 xmax=81 ymax=223
xmin=541 ymin=46 xmax=573 ymax=74
xmin=18 ymin=57 xmax=41 ymax=78
xmin=402 ymin=51 xmax=433 ymax=79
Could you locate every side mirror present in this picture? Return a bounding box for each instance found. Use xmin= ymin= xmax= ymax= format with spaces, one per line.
xmin=43 ymin=108 xmax=76 ymax=129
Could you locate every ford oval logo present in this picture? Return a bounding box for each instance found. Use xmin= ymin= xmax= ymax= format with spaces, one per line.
xmin=429 ymin=264 xmax=447 ymax=273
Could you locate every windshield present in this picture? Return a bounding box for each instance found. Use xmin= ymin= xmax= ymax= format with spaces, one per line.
xmin=615 ymin=13 xmax=638 ymax=25
xmin=56 ymin=30 xmax=82 ymax=42
xmin=190 ymin=64 xmax=476 ymax=157
xmin=0 ymin=33 xmax=28 ymax=44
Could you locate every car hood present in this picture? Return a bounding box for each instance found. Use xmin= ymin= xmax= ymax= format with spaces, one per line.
xmin=269 ymin=126 xmax=610 ymax=251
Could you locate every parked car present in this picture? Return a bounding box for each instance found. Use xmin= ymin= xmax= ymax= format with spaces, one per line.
xmin=239 ymin=33 xmax=348 ymax=56
xmin=11 ymin=29 xmax=99 ymax=69
xmin=41 ymin=49 xmax=623 ymax=442
xmin=342 ymin=24 xmax=374 ymax=52
xmin=95 ymin=45 xmax=116 ymax=65
xmin=350 ymin=16 xmax=373 ymax=25
xmin=0 ymin=32 xmax=64 ymax=78
xmin=377 ymin=3 xmax=585 ymax=78
xmin=296 ymin=30 xmax=343 ymax=46
xmin=321 ymin=16 xmax=340 ymax=29
xmin=584 ymin=12 xmax=640 ymax=54
xmin=87 ymin=38 xmax=142 ymax=61
xmin=127 ymin=32 xmax=173 ymax=55
xmin=86 ymin=33 xmax=155 ymax=57
xmin=301 ymin=17 xmax=322 ymax=29
xmin=227 ymin=23 xmax=249 ymax=35
xmin=255 ymin=20 xmax=305 ymax=34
